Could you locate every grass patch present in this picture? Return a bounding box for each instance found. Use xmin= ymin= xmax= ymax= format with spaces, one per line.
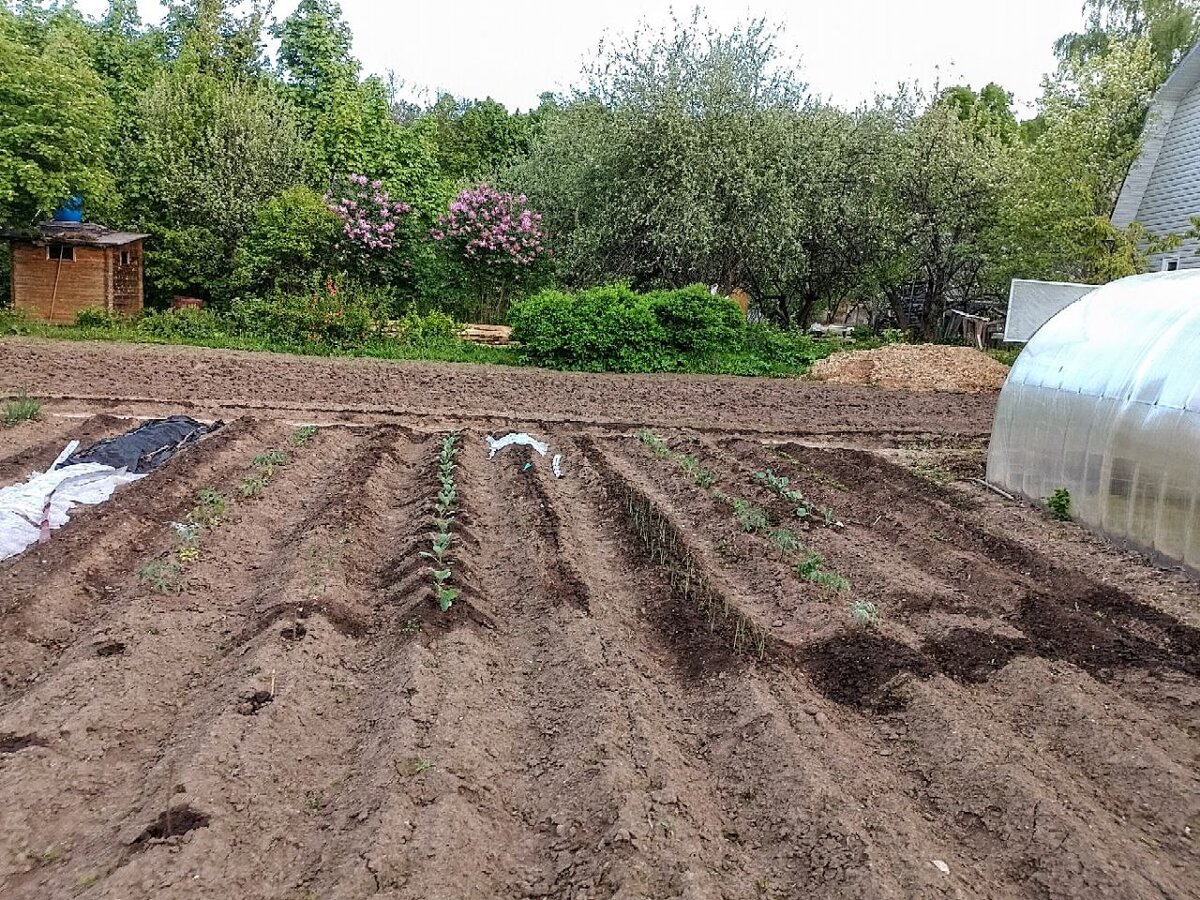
xmin=3 ymin=394 xmax=41 ymax=427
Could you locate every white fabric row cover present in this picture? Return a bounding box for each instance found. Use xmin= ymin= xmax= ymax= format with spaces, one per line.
xmin=0 ymin=454 xmax=145 ymax=561
xmin=988 ymin=270 xmax=1200 ymax=572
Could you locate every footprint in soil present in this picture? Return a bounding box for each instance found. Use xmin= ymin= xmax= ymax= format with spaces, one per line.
xmin=0 ymin=733 xmax=47 ymax=755
xmin=235 ymin=690 xmax=274 ymax=716
xmin=131 ymin=806 xmax=210 ymax=848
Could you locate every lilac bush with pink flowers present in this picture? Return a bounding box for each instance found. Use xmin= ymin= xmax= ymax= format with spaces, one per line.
xmin=326 ymin=173 xmax=412 ymax=257
xmin=432 ymin=185 xmax=549 ymax=320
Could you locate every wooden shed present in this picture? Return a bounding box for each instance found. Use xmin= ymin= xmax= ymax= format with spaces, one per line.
xmin=5 ymin=222 xmax=149 ymax=324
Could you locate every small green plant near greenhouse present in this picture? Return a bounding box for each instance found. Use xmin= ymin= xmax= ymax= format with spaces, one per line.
xmin=1047 ymin=488 xmax=1072 ymax=521
xmin=290 ymin=425 xmax=319 ymax=447
xmin=753 ymin=469 xmax=802 ymax=503
xmin=849 ymin=599 xmax=880 ymax=627
xmin=3 ymin=394 xmax=41 ymax=427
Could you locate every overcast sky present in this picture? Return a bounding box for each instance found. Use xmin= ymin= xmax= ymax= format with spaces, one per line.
xmin=75 ymin=0 xmax=1088 ymax=113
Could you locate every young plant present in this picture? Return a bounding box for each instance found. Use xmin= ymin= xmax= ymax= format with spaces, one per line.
xmin=849 ymin=599 xmax=880 ymax=627
xmin=290 ymin=425 xmax=319 ymax=447
xmin=426 ymin=432 xmax=462 ymax=611
xmin=188 ymin=489 xmax=227 ymax=528
xmin=240 ymin=475 xmax=267 ymax=498
xmin=732 ymin=498 xmax=769 ymax=533
xmin=636 ymin=429 xmax=671 ymax=458
xmin=769 ymin=527 xmax=802 ymax=552
xmin=138 ymin=560 xmax=184 ymax=595
xmin=2 ymin=394 xmax=41 ymax=427
xmin=1047 ymin=488 xmax=1072 ymax=521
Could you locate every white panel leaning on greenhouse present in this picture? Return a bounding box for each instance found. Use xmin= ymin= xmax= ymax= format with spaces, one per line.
xmin=987 ymin=270 xmax=1200 ymax=573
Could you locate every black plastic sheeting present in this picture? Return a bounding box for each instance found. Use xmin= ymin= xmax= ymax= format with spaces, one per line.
xmin=65 ymin=416 xmax=222 ymax=474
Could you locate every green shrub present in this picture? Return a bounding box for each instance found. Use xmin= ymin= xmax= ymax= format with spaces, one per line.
xmin=137 ymin=308 xmax=230 ymax=341
xmin=74 ymin=308 xmax=127 ymax=329
xmin=230 ymin=279 xmax=380 ymax=350
xmin=509 ymin=284 xmax=669 ymax=371
xmin=0 ymin=308 xmax=31 ymax=335
xmin=232 ymin=186 xmax=342 ymax=298
xmin=644 ymin=284 xmax=743 ymax=353
xmin=510 ymin=284 xmax=835 ymax=375
xmin=1047 ymin=488 xmax=1072 ymax=521
xmin=391 ymin=308 xmax=460 ymax=348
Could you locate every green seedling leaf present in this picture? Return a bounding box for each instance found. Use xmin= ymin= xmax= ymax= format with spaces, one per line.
xmin=437 ymin=587 xmax=459 ymax=612
xmin=433 ymin=569 xmax=451 ymax=583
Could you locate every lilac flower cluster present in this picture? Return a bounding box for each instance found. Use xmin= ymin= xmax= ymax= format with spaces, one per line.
xmin=326 ymin=174 xmax=411 ymax=254
xmin=431 ymin=185 xmax=546 ymax=268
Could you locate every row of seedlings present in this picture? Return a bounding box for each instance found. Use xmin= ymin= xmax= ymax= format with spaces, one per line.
xmin=422 ymin=432 xmax=461 ymax=611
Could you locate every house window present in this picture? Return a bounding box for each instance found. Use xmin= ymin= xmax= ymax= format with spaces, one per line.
xmin=1162 ymin=257 xmax=1181 ymax=272
xmin=47 ymin=244 xmax=74 ymax=261
xmin=120 ymin=250 xmax=131 ymax=266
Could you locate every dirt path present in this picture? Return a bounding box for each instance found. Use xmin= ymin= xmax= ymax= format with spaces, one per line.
xmin=0 ymin=338 xmax=994 ymax=439
xmin=0 ymin=346 xmax=1197 ymax=899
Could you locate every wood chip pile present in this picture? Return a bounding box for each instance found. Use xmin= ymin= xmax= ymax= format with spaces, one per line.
xmin=809 ymin=344 xmax=1010 ymax=393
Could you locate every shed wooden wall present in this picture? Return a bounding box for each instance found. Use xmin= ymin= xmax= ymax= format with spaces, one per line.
xmin=10 ymin=241 xmax=144 ymax=323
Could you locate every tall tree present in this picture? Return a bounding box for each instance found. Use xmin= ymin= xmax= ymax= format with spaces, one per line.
xmin=0 ymin=6 xmax=115 ymax=226
xmin=1055 ymin=0 xmax=1200 ymax=68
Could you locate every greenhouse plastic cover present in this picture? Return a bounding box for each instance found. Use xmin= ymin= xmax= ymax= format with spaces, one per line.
xmin=987 ymin=270 xmax=1200 ymax=572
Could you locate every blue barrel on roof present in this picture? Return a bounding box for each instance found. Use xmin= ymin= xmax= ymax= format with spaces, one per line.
xmin=52 ymin=195 xmax=83 ymax=223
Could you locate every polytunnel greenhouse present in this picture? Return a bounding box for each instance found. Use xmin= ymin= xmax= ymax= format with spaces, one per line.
xmin=987 ymin=270 xmax=1200 ymax=573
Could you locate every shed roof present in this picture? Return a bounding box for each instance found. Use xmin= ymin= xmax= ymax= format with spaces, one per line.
xmin=4 ymin=222 xmax=149 ymax=247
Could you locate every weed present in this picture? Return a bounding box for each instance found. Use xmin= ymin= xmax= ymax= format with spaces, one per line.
xmin=849 ymin=599 xmax=880 ymax=627
xmin=2 ymin=394 xmax=41 ymax=427
xmin=1047 ymin=487 xmax=1072 ymax=521
xmin=913 ymin=464 xmax=953 ymax=485
xmin=635 ymin=429 xmax=671 ymax=458
xmin=400 ymin=617 xmax=421 ymax=635
xmin=177 ymin=546 xmax=200 ymax=564
xmin=290 ymin=425 xmax=319 ymax=447
xmin=169 ymin=521 xmax=202 ymax=544
xmin=138 ymin=560 xmax=183 ymax=595
xmin=403 ymin=757 xmax=434 ymax=776
xmin=240 ymin=474 xmax=267 ymax=498
xmin=303 ymin=790 xmax=326 ymax=812
xmin=79 ymin=872 xmax=100 ymax=887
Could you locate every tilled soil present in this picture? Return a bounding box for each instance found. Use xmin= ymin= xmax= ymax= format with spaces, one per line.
xmin=0 ymin=342 xmax=1197 ymax=900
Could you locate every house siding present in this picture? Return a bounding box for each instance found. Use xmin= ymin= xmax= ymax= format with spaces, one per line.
xmin=1125 ymin=79 xmax=1200 ymax=271
xmin=11 ymin=243 xmax=109 ymax=324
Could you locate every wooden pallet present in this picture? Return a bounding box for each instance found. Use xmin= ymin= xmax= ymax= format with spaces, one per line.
xmin=459 ymin=324 xmax=515 ymax=347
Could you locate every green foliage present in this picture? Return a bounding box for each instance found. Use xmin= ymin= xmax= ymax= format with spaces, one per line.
xmin=124 ymin=71 xmax=309 ymax=303
xmin=1047 ymin=488 xmax=1073 ymax=521
xmin=3 ymin=394 xmax=41 ymax=426
xmin=424 ymin=432 xmax=461 ymax=611
xmin=389 ymin=308 xmax=459 ymax=349
xmin=74 ymin=308 xmax=127 ymax=329
xmin=0 ymin=7 xmax=116 ymax=225
xmin=232 ymin=186 xmax=341 ymax=297
xmin=228 ymin=278 xmax=380 ymax=349
xmin=137 ymin=308 xmax=230 ymax=341
xmin=732 ymin=498 xmax=769 ymax=533
xmin=510 ymin=283 xmax=791 ymax=374
xmin=290 ymin=425 xmax=319 ymax=447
